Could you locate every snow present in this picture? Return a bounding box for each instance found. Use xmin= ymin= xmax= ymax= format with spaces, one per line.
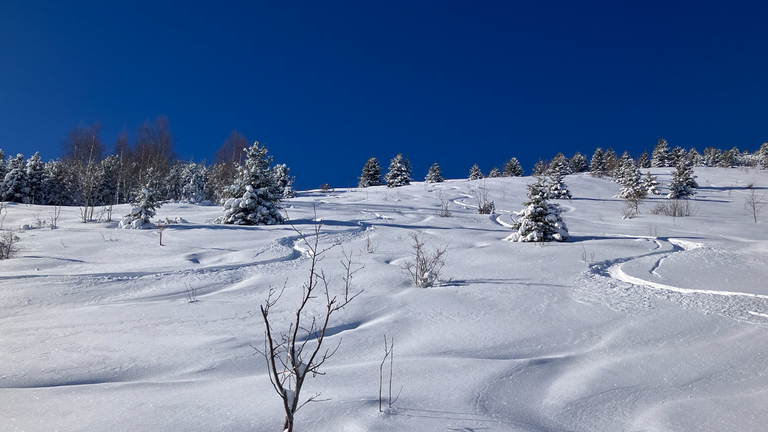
xmin=2 ymin=167 xmax=768 ymax=431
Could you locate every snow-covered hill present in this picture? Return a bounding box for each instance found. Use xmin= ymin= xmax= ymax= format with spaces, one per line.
xmin=2 ymin=167 xmax=768 ymax=432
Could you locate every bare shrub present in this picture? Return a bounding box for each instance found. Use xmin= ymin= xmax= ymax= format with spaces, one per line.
xmin=157 ymin=223 xmax=168 ymax=246
xmin=0 ymin=203 xmax=7 ymax=229
xmin=378 ymin=335 xmax=401 ymax=412
xmin=436 ymin=191 xmax=452 ymax=218
xmin=580 ymin=245 xmax=595 ymax=263
xmin=319 ymin=183 xmax=333 ymax=193
xmin=0 ymin=231 xmax=20 ymax=260
xmin=402 ymin=232 xmax=448 ymax=287
xmin=49 ymin=205 xmax=61 ymax=229
xmin=254 ymin=210 xmax=362 ymax=432
xmin=470 ymin=183 xmax=495 ymax=215
xmin=745 ymin=189 xmax=767 ymax=223
xmin=651 ymin=200 xmax=698 ymax=217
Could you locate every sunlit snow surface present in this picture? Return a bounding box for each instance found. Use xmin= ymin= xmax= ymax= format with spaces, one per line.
xmin=2 ymin=168 xmax=768 ymax=431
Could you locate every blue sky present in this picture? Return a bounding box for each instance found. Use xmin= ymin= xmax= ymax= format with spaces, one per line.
xmin=1 ymin=1 xmax=767 ymax=189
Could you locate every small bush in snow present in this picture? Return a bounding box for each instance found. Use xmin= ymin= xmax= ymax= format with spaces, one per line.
xmin=651 ymin=200 xmax=698 ymax=217
xmin=402 ymin=232 xmax=448 ymax=287
xmin=507 ymin=179 xmax=568 ymax=242
xmin=0 ymin=231 xmax=20 ymax=260
xmin=119 ymin=186 xmax=161 ymax=229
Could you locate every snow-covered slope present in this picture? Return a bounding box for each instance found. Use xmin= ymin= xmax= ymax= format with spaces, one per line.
xmin=2 ymin=167 xmax=768 ymax=432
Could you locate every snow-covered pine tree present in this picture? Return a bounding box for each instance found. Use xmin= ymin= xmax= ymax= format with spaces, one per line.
xmin=667 ymin=162 xmax=698 ymax=199
xmin=703 ymin=147 xmax=722 ymax=167
xmin=613 ymin=151 xmax=635 ymax=185
xmin=424 ymin=162 xmax=444 ymax=183
xmin=272 ymin=163 xmax=295 ymax=198
xmin=652 ymin=139 xmax=671 ymax=167
xmin=468 ymin=163 xmax=484 ymax=180
xmin=570 ymin=152 xmax=589 ymax=173
xmin=546 ymin=168 xmax=572 ymax=200
xmin=180 ymin=161 xmax=209 ymax=203
xmin=118 ymin=184 xmax=161 ymax=229
xmin=41 ymin=159 xmax=69 ymax=205
xmin=549 ymin=152 xmax=573 ymax=176
xmin=25 ymin=152 xmax=45 ymax=205
xmin=358 ymin=157 xmax=382 ymax=188
xmin=216 ymin=142 xmax=284 ymax=225
xmin=95 ymin=155 xmax=120 ymax=206
xmin=384 ymin=154 xmax=412 ymax=188
xmin=3 ymin=154 xmax=29 ymax=203
xmin=532 ymin=159 xmax=547 ymax=176
xmin=718 ymin=147 xmax=736 ymax=168
xmin=0 ymin=149 xmax=6 ymax=191
xmin=590 ymin=148 xmax=607 ymax=178
xmin=488 ymin=167 xmax=501 ymax=178
xmin=618 ymin=164 xmax=647 ymax=216
xmin=759 ymin=143 xmax=768 ymax=169
xmin=503 ymin=157 xmax=524 ymax=177
xmin=641 ymin=171 xmax=661 ymax=195
xmin=637 ymin=149 xmax=651 ymax=169
xmin=670 ymin=146 xmax=687 ymax=167
xmin=687 ymin=147 xmax=703 ymax=167
xmin=506 ymin=177 xmax=568 ymax=242
xmin=604 ymin=148 xmax=618 ymax=177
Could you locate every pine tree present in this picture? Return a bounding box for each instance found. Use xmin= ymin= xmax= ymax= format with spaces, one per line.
xmin=670 ymin=146 xmax=687 ymax=167
xmin=590 ymin=148 xmax=607 ymax=178
xmin=667 ymin=162 xmax=698 ymax=199
xmin=3 ymin=154 xmax=29 ymax=203
xmin=0 ymin=149 xmax=6 ymax=190
xmin=759 ymin=143 xmax=768 ymax=169
xmin=384 ymin=154 xmax=412 ymax=187
xmin=507 ymin=177 xmax=568 ymax=242
xmin=613 ymin=151 xmax=635 ymax=185
xmin=358 ymin=158 xmax=382 ymax=188
xmin=272 ymin=164 xmax=295 ymax=198
xmin=637 ymin=149 xmax=651 ymax=169
xmin=503 ymin=157 xmax=524 ymax=177
xmin=95 ymin=155 xmax=120 ymax=206
xmin=546 ymin=170 xmax=572 ymax=200
xmin=618 ymin=163 xmax=647 ymax=216
xmin=41 ymin=159 xmax=70 ymax=205
xmin=119 ymin=184 xmax=161 ymax=229
xmin=570 ymin=152 xmax=589 ymax=173
xmin=641 ymin=171 xmax=661 ymax=195
xmin=488 ymin=167 xmax=501 ymax=178
xmin=468 ymin=163 xmax=484 ymax=180
xmin=652 ymin=139 xmax=671 ymax=167
xmin=424 ymin=162 xmax=444 ymax=183
xmin=549 ymin=152 xmax=573 ymax=176
xmin=703 ymin=147 xmax=722 ymax=167
xmin=215 ymin=142 xmax=284 ymax=225
xmin=25 ymin=152 xmax=45 ymax=204
xmin=180 ymin=161 xmax=209 ymax=203
xmin=532 ymin=159 xmax=547 ymax=176
xmin=687 ymin=147 xmax=703 ymax=167
xmin=604 ymin=147 xmax=618 ymax=177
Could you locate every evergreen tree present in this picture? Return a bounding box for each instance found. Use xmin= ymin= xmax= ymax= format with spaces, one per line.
xmin=546 ymin=170 xmax=572 ymax=200
xmin=687 ymin=147 xmax=703 ymax=167
xmin=3 ymin=154 xmax=29 ymax=203
xmin=619 ymin=165 xmax=647 ymax=217
xmin=41 ymin=159 xmax=70 ymax=205
xmin=667 ymin=162 xmax=698 ymax=199
xmin=571 ymin=152 xmax=589 ymax=173
xmin=532 ymin=159 xmax=547 ymax=176
xmin=507 ymin=177 xmax=568 ymax=242
xmin=590 ymin=148 xmax=607 ymax=178
xmin=719 ymin=147 xmax=736 ymax=168
xmin=549 ymin=152 xmax=573 ymax=176
xmin=180 ymin=161 xmax=209 ymax=203
xmin=670 ymin=146 xmax=687 ymax=167
xmin=651 ymin=139 xmax=671 ymax=167
xmin=95 ymin=155 xmax=120 ymax=206
xmin=0 ymin=149 xmax=6 ymax=191
xmin=604 ymin=147 xmax=618 ymax=177
xmin=703 ymin=147 xmax=722 ymax=167
xmin=468 ymin=163 xmax=484 ymax=180
xmin=503 ymin=157 xmax=524 ymax=177
xmin=637 ymin=149 xmax=651 ymax=168
xmin=25 ymin=152 xmax=45 ymax=205
xmin=215 ymin=142 xmax=284 ymax=225
xmin=613 ymin=151 xmax=635 ymax=185
xmin=641 ymin=171 xmax=661 ymax=195
xmin=759 ymin=143 xmax=768 ymax=169
xmin=384 ymin=154 xmax=412 ymax=187
xmin=424 ymin=162 xmax=444 ymax=183
xmin=358 ymin=157 xmax=382 ymax=188
xmin=272 ymin=163 xmax=295 ymax=198
xmin=119 ymin=184 xmax=161 ymax=229
xmin=488 ymin=167 xmax=501 ymax=178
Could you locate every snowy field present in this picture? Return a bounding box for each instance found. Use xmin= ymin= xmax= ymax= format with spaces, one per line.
xmin=2 ymin=167 xmax=768 ymax=432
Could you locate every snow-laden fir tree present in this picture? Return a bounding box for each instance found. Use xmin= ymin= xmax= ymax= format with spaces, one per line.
xmin=25 ymin=152 xmax=45 ymax=205
xmin=549 ymin=152 xmax=573 ymax=176
xmin=216 ymin=142 xmax=284 ymax=225
xmin=503 ymin=157 xmax=524 ymax=177
xmin=424 ymin=162 xmax=444 ymax=183
xmin=272 ymin=163 xmax=295 ymax=198
xmin=618 ymin=163 xmax=647 ymax=216
xmin=670 ymin=146 xmax=687 ymax=167
xmin=3 ymin=154 xmax=29 ymax=203
xmin=637 ymin=149 xmax=651 ymax=169
xmin=687 ymin=147 xmax=703 ymax=167
xmin=652 ymin=139 xmax=671 ymax=167
xmin=41 ymin=159 xmax=69 ymax=205
xmin=118 ymin=184 xmax=161 ymax=229
xmin=703 ymin=147 xmax=722 ymax=167
xmin=506 ymin=177 xmax=568 ymax=242
xmin=180 ymin=161 xmax=209 ymax=203
xmin=358 ymin=157 xmax=382 ymax=188
xmin=384 ymin=154 xmax=411 ymax=188
xmin=667 ymin=162 xmax=698 ymax=199
xmin=468 ymin=163 xmax=484 ymax=180
xmin=612 ymin=151 xmax=635 ymax=185
xmin=532 ymin=159 xmax=547 ymax=176
xmin=759 ymin=143 xmax=768 ymax=169
xmin=590 ymin=148 xmax=607 ymax=178
xmin=641 ymin=171 xmax=661 ymax=195
xmin=546 ymin=169 xmax=572 ymax=200
xmin=570 ymin=152 xmax=589 ymax=173
xmin=603 ymin=148 xmax=618 ymax=177
xmin=0 ymin=149 xmax=6 ymax=189
xmin=95 ymin=155 xmax=120 ymax=206
xmin=488 ymin=167 xmax=501 ymax=178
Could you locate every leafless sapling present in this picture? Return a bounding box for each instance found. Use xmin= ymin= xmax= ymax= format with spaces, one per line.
xmin=378 ymin=335 xmax=401 ymax=412
xmin=254 ymin=210 xmax=362 ymax=432
xmin=744 ymin=189 xmax=767 ymax=223
xmin=402 ymin=232 xmax=449 ymax=287
xmin=156 ymin=223 xmax=168 ymax=246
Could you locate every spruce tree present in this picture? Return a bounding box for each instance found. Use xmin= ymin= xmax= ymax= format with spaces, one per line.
xmin=384 ymin=154 xmax=411 ymax=187
xmin=468 ymin=163 xmax=484 ymax=180
xmin=618 ymin=164 xmax=647 ymax=216
xmin=95 ymin=155 xmax=120 ymax=206
xmin=687 ymin=147 xmax=703 ymax=167
xmin=272 ymin=164 xmax=295 ymax=198
xmin=571 ymin=152 xmax=589 ymax=173
xmin=670 ymin=146 xmax=687 ymax=167
xmin=119 ymin=184 xmax=161 ymax=229
xmin=507 ymin=177 xmax=568 ymax=242
xmin=488 ymin=167 xmax=501 ymax=178
xmin=641 ymin=171 xmax=661 ymax=195
xmin=613 ymin=151 xmax=635 ymax=185
xmin=25 ymin=152 xmax=45 ymax=205
xmin=637 ymin=149 xmax=651 ymax=169
xmin=651 ymin=139 xmax=671 ymax=167
xmin=590 ymin=148 xmax=607 ymax=178
xmin=424 ymin=162 xmax=444 ymax=183
xmin=503 ymin=157 xmax=524 ymax=177
xmin=667 ymin=162 xmax=698 ymax=199
xmin=358 ymin=158 xmax=382 ymax=188
xmin=759 ymin=143 xmax=768 ymax=169
xmin=3 ymin=154 xmax=29 ymax=203
xmin=216 ymin=142 xmax=284 ymax=225
xmin=532 ymin=159 xmax=547 ymax=176
xmin=703 ymin=147 xmax=722 ymax=167
xmin=603 ymin=147 xmax=618 ymax=177
xmin=549 ymin=152 xmax=573 ymax=176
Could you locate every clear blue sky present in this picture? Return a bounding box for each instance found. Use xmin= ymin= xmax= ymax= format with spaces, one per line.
xmin=1 ymin=1 xmax=767 ymax=189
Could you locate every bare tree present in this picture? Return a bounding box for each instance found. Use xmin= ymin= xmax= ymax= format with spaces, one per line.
xmin=61 ymin=124 xmax=105 ymax=221
xmin=402 ymin=232 xmax=449 ymax=287
xmin=745 ymin=189 xmax=767 ymax=223
xmin=254 ymin=210 xmax=362 ymax=432
xmin=0 ymin=231 xmax=20 ymax=260
xmin=209 ymin=130 xmax=250 ymax=201
xmin=133 ymin=115 xmax=176 ymax=188
xmin=378 ymin=336 xmax=401 ymax=412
